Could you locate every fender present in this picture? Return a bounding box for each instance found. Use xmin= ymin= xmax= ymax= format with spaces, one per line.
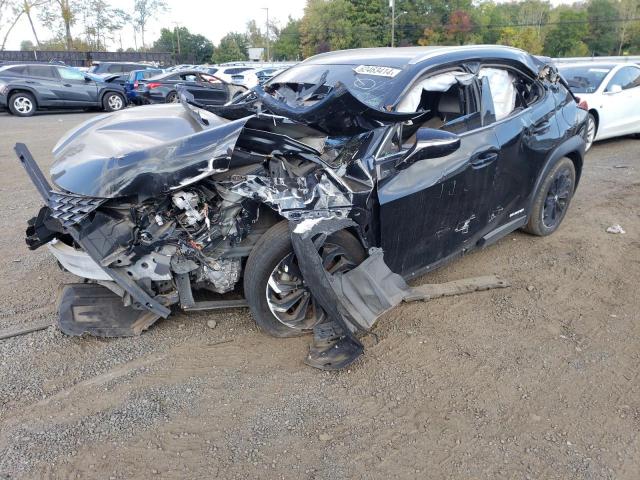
xmin=527 ymin=134 xmax=585 ymax=211
xmin=7 ymin=85 xmax=40 ymax=104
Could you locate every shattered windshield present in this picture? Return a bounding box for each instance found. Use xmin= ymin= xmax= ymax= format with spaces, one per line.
xmin=266 ymin=63 xmax=402 ymax=109
xmin=559 ymin=65 xmax=613 ymax=94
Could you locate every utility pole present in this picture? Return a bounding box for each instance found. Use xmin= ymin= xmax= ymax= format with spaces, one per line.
xmin=391 ymin=0 xmax=395 ymax=48
xmin=262 ymin=7 xmax=270 ymax=62
xmin=174 ymin=23 xmax=181 ymax=62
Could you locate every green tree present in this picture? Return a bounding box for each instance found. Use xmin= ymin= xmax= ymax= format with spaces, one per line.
xmin=152 ymin=26 xmax=214 ymax=63
xmin=132 ymin=0 xmax=167 ymax=49
xmin=39 ymin=0 xmax=78 ymax=50
xmin=20 ymin=38 xmax=34 ymax=50
xmin=211 ymin=32 xmax=248 ymax=63
xmin=272 ymin=17 xmax=301 ymax=60
xmin=544 ymin=7 xmax=588 ymax=57
xmin=497 ymin=26 xmax=544 ymax=54
xmin=586 ymin=0 xmax=618 ymax=55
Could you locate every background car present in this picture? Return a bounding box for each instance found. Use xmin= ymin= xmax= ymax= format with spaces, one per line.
xmin=137 ymin=70 xmax=247 ymax=105
xmin=88 ymin=62 xmax=159 ymax=88
xmin=124 ymin=68 xmax=164 ymax=104
xmin=254 ymin=67 xmax=286 ymax=85
xmin=214 ymin=66 xmax=259 ymax=89
xmin=559 ymin=62 xmax=640 ymax=150
xmin=0 ymin=63 xmax=127 ymax=116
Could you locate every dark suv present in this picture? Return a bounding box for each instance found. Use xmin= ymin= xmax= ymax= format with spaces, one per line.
xmin=0 ymin=64 xmax=126 ymax=116
xmin=88 ymin=62 xmax=156 ymax=75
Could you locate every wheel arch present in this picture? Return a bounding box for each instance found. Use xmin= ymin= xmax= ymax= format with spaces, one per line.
xmin=528 ymin=135 xmax=584 ymax=212
xmin=7 ymin=87 xmax=38 ymax=106
xmin=588 ymin=108 xmax=599 ymax=133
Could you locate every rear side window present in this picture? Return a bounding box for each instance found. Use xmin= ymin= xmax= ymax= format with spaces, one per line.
xmin=141 ymin=70 xmax=160 ymax=79
xmin=2 ymin=65 xmax=26 ymax=75
xmin=26 ymin=65 xmax=57 ymax=78
xmin=107 ymin=64 xmax=124 ymax=73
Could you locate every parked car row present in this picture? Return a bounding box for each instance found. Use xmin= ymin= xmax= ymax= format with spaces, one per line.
xmin=0 ymin=60 xmax=291 ymax=116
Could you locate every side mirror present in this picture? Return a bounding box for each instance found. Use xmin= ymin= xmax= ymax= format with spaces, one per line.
xmin=396 ymin=128 xmax=461 ymax=170
xmin=607 ymin=84 xmax=622 ymax=94
xmin=84 ymin=75 xmax=92 ymax=82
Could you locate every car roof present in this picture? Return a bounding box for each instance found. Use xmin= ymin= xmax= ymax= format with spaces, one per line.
xmin=303 ymin=45 xmax=540 ymax=68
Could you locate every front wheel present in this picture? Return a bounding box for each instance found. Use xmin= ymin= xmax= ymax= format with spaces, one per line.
xmin=243 ymin=221 xmax=366 ymax=338
xmin=102 ymin=92 xmax=125 ymax=112
xmin=522 ymin=157 xmax=576 ymax=236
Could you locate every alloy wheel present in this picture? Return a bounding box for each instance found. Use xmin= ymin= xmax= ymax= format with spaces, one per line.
xmin=108 ymin=94 xmax=123 ymax=110
xmin=265 ymin=242 xmax=356 ymax=331
xmin=542 ymin=168 xmax=573 ymax=229
xmin=14 ymin=96 xmax=33 ymax=114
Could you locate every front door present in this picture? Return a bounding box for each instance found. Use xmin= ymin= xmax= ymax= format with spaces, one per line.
xmin=378 ymin=124 xmax=500 ymax=278
xmin=56 ymin=67 xmax=98 ymax=105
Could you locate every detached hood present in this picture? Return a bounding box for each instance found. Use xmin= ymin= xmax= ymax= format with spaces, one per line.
xmin=50 ymin=104 xmax=251 ymax=199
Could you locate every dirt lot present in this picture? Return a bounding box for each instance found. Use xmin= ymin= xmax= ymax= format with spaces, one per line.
xmin=0 ymin=110 xmax=638 ymax=480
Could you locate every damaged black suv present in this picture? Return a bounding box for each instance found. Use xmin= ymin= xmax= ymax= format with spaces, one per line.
xmin=17 ymin=45 xmax=587 ymax=369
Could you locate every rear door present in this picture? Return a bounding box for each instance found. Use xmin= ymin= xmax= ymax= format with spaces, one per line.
xmin=22 ymin=65 xmax=63 ymax=106
xmin=478 ymin=65 xmax=561 ymax=228
xmin=56 ymin=67 xmax=98 ymax=105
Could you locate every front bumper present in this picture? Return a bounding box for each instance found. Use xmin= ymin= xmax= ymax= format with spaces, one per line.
xmin=15 ymin=143 xmax=171 ymax=318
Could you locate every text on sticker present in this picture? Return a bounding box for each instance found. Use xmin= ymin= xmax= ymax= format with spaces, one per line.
xmin=354 ymin=65 xmax=402 ymax=78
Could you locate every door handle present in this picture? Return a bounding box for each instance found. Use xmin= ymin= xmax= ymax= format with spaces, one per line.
xmin=63 ymin=83 xmax=72 ymax=87
xmin=470 ymin=151 xmax=498 ymax=169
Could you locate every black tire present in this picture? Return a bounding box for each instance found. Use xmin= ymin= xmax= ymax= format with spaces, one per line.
xmin=165 ymin=91 xmax=178 ymax=103
xmin=102 ymin=92 xmax=125 ymax=112
xmin=8 ymin=92 xmax=36 ymax=117
xmin=243 ymin=220 xmax=366 ymax=338
xmin=522 ymin=157 xmax=576 ymax=236
xmin=585 ymin=112 xmax=596 ymax=152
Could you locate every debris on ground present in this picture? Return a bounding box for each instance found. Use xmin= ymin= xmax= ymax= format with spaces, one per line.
xmin=206 ymin=320 xmax=217 ymax=329
xmin=606 ymin=224 xmax=626 ymax=234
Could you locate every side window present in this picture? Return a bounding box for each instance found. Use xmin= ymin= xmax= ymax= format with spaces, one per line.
xmin=57 ymin=67 xmax=85 ymax=81
xmin=181 ymin=74 xmax=197 ymax=82
xmin=397 ymin=70 xmax=482 ymax=138
xmin=27 ymin=65 xmax=57 ymax=78
xmin=607 ymin=67 xmax=640 ymax=91
xmin=478 ymin=67 xmax=543 ymax=123
xmin=8 ymin=66 xmax=26 ymax=75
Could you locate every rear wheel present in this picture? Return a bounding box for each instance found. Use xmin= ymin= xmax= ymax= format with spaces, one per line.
xmin=8 ymin=92 xmax=36 ymax=117
xmin=243 ymin=221 xmax=366 ymax=338
xmin=522 ymin=157 xmax=576 ymax=236
xmin=102 ymin=92 xmax=125 ymax=112
xmin=166 ymin=91 xmax=178 ymax=103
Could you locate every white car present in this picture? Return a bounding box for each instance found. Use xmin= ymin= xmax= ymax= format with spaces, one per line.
xmin=213 ymin=66 xmax=259 ymax=89
xmin=559 ymin=62 xmax=640 ymax=151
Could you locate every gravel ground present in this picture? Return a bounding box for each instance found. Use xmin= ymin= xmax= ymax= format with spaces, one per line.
xmin=0 ymin=110 xmax=639 ymax=479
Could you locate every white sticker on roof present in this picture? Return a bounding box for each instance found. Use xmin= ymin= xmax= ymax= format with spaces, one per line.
xmin=589 ymin=68 xmax=610 ymax=72
xmin=354 ymin=65 xmax=402 ymax=78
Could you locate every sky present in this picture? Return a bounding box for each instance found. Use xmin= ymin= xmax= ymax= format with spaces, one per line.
xmin=5 ymin=0 xmax=576 ymax=51
xmin=5 ymin=0 xmax=308 ymax=50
